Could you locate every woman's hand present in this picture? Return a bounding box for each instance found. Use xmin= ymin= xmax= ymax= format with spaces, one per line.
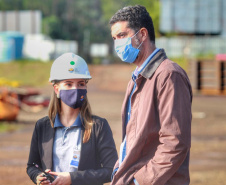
xmin=49 ymin=171 xmax=72 ymax=185
xmin=36 ymin=169 xmax=52 ymax=185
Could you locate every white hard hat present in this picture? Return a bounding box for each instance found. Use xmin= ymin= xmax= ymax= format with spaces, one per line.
xmin=49 ymin=53 xmax=92 ymax=82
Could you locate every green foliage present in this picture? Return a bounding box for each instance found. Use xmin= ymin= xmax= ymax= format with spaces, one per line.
xmin=42 ymin=15 xmax=63 ymax=39
xmin=0 ymin=0 xmax=160 ymax=43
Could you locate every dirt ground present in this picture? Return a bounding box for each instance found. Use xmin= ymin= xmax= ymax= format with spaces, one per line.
xmin=0 ymin=64 xmax=226 ymax=185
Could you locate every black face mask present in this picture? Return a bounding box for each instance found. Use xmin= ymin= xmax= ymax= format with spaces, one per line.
xmin=59 ymin=89 xmax=87 ymax=109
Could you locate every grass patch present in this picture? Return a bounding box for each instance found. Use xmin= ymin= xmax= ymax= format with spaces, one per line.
xmin=0 ymin=60 xmax=53 ymax=87
xmin=0 ymin=122 xmax=23 ymax=133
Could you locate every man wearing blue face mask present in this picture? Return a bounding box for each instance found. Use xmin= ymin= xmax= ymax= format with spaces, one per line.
xmin=114 ymin=30 xmax=143 ymax=63
xmin=110 ymin=5 xmax=192 ymax=185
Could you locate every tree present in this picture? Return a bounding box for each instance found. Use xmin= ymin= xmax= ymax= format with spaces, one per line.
xmin=0 ymin=0 xmax=160 ymax=60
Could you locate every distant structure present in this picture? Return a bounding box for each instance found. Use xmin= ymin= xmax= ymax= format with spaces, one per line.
xmin=0 ymin=10 xmax=79 ymax=62
xmin=159 ymin=0 xmax=226 ymax=95
xmin=0 ymin=10 xmax=42 ymax=34
xmin=160 ymin=0 xmax=226 ymax=36
xmin=156 ymin=0 xmax=226 ymax=58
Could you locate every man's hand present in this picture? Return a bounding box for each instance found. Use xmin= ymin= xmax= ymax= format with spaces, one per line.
xmin=49 ymin=171 xmax=72 ymax=185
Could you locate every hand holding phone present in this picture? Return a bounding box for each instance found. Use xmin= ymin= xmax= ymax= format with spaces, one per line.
xmin=33 ymin=163 xmax=55 ymax=183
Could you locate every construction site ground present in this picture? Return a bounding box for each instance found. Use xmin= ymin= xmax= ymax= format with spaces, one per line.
xmin=0 ymin=64 xmax=226 ymax=185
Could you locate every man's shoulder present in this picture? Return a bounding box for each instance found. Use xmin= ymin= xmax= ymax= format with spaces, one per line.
xmin=154 ymin=59 xmax=192 ymax=91
xmin=156 ymin=59 xmax=187 ymax=76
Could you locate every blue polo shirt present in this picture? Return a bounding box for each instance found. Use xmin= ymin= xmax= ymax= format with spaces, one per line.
xmin=116 ymin=48 xmax=160 ymax=185
xmin=52 ymin=113 xmax=82 ymax=172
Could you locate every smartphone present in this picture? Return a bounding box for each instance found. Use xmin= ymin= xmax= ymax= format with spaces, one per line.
xmin=33 ymin=163 xmax=55 ymax=182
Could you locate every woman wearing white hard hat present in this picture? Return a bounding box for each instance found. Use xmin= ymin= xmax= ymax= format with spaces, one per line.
xmin=26 ymin=53 xmax=118 ymax=185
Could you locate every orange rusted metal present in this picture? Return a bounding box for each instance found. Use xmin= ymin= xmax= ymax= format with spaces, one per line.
xmin=0 ymin=88 xmax=19 ymax=121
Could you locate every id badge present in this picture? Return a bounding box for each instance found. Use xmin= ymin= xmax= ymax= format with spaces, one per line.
xmin=70 ymin=148 xmax=80 ymax=168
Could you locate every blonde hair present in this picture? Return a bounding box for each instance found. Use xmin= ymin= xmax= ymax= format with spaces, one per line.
xmin=48 ymin=83 xmax=93 ymax=143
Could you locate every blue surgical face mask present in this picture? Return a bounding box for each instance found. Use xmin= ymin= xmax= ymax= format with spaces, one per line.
xmin=114 ymin=30 xmax=143 ymax=63
xmin=59 ymin=89 xmax=87 ymax=109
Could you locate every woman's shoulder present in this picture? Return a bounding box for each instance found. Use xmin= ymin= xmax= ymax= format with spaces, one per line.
xmin=92 ymin=115 xmax=107 ymax=124
xmin=35 ymin=116 xmax=52 ymax=129
xmin=91 ymin=115 xmax=111 ymax=132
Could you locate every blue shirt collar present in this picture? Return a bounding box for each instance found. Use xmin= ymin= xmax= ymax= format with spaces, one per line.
xmin=54 ymin=113 xmax=82 ymax=128
xmin=132 ymin=48 xmax=160 ymax=80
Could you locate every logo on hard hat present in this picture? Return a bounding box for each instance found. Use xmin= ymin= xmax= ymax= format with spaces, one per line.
xmin=70 ymin=61 xmax=75 ymax=65
xmin=68 ymin=68 xmax=74 ymax=73
xmin=68 ymin=61 xmax=75 ymax=73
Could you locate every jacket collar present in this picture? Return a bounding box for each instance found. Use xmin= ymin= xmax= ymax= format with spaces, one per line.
xmin=140 ymin=49 xmax=167 ymax=79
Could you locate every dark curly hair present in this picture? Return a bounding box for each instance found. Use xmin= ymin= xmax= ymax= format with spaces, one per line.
xmin=109 ymin=5 xmax=155 ymax=44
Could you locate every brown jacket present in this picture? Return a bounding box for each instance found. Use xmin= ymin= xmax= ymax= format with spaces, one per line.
xmin=111 ymin=49 xmax=192 ymax=185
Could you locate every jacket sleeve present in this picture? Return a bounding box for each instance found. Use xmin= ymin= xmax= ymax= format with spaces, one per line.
xmin=112 ymin=160 xmax=119 ymax=180
xmin=134 ymin=71 xmax=192 ymax=185
xmin=26 ymin=121 xmax=43 ymax=184
xmin=70 ymin=118 xmax=118 ymax=185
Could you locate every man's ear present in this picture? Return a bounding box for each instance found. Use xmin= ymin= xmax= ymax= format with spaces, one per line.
xmin=140 ymin=27 xmax=148 ymax=42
